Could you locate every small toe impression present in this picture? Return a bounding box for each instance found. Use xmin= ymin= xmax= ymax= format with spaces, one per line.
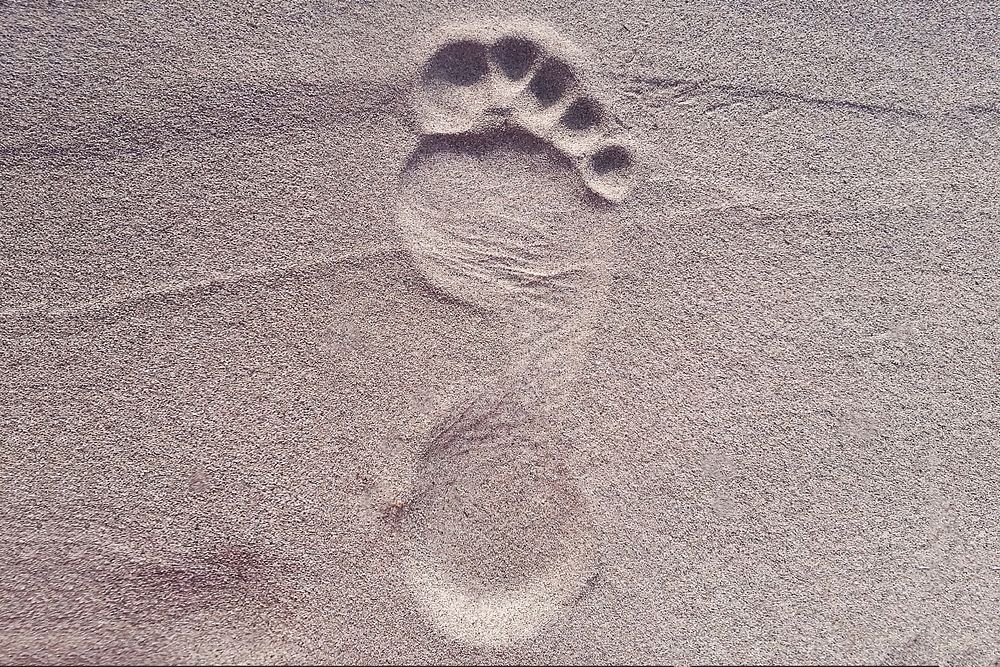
xmin=590 ymin=144 xmax=631 ymax=175
xmin=559 ymin=97 xmax=602 ymax=133
xmin=528 ymin=59 xmax=575 ymax=108
xmin=585 ymin=144 xmax=634 ymax=202
xmin=426 ymin=40 xmax=489 ymax=86
xmin=491 ymin=37 xmax=539 ymax=81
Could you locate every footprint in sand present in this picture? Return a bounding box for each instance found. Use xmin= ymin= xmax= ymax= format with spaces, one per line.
xmin=393 ymin=22 xmax=633 ymax=648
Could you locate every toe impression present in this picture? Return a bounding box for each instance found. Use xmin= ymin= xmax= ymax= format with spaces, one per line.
xmin=412 ymin=25 xmax=635 ymax=201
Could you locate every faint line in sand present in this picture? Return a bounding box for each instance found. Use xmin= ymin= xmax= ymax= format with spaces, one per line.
xmin=0 ymin=246 xmax=404 ymax=321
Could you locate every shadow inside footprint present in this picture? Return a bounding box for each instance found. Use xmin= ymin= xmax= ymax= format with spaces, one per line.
xmin=426 ymin=41 xmax=489 ymax=86
xmin=411 ymin=28 xmax=634 ymax=201
xmin=528 ymin=60 xmax=574 ymax=108
xmin=491 ymin=37 xmax=539 ymax=80
xmin=591 ymin=145 xmax=632 ymax=175
xmin=560 ymin=97 xmax=602 ymax=131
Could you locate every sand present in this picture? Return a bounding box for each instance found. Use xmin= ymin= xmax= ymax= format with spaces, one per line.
xmin=2 ymin=0 xmax=999 ymax=664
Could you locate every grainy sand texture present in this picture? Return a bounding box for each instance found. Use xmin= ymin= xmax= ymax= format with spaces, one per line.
xmin=2 ymin=1 xmax=999 ymax=665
